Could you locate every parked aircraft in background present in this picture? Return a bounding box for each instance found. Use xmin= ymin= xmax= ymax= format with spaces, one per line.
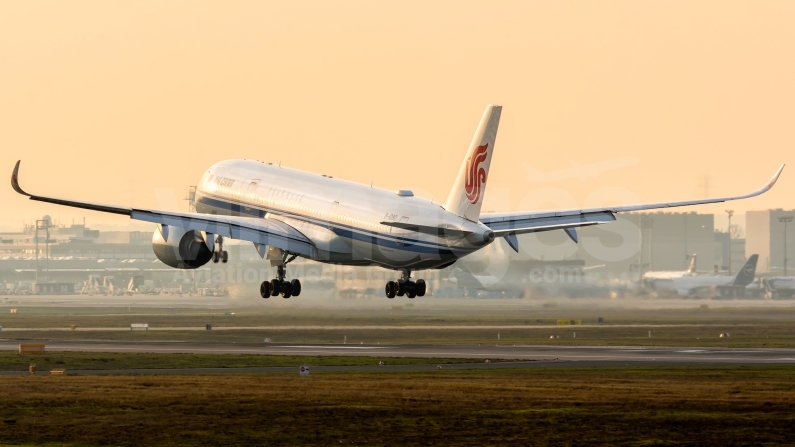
xmin=642 ymin=254 xmax=698 ymax=284
xmin=10 ymin=105 xmax=784 ymax=299
xmin=647 ymin=255 xmax=759 ymax=297
xmin=762 ymin=277 xmax=795 ymax=299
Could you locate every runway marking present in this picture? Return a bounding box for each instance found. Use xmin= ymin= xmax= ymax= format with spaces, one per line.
xmin=277 ymin=346 xmax=389 ymax=350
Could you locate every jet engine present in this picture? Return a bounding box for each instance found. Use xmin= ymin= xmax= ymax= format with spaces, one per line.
xmin=152 ymin=225 xmax=213 ymax=269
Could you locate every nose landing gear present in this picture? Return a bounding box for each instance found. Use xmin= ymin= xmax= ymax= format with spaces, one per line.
xmin=260 ymin=253 xmax=301 ymax=299
xmin=385 ymin=271 xmax=425 ymax=299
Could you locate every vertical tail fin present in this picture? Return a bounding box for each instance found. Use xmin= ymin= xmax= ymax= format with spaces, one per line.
xmin=687 ymin=254 xmax=697 ymax=274
xmin=445 ymin=104 xmax=502 ymax=221
xmin=733 ymin=254 xmax=758 ymax=286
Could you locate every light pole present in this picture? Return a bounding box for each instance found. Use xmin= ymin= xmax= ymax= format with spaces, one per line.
xmin=34 ymin=218 xmax=51 ymax=286
xmin=780 ymin=216 xmax=793 ymax=276
xmin=726 ymin=210 xmax=734 ymax=274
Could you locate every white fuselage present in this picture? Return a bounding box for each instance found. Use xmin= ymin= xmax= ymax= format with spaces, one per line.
xmin=643 ymin=271 xmax=696 ymax=280
xmin=193 ymin=159 xmax=493 ymax=270
xmin=642 ymin=270 xmax=697 ymax=291
xmin=649 ymin=275 xmax=737 ymax=296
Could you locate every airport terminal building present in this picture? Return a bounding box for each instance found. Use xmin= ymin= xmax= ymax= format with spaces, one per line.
xmin=746 ymin=209 xmax=795 ymax=274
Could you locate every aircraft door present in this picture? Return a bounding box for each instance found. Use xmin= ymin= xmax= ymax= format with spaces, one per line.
xmin=243 ymin=179 xmax=260 ymax=216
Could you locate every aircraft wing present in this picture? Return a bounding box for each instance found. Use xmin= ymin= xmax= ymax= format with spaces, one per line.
xmin=10 ymin=161 xmax=313 ymax=257
xmin=480 ymin=165 xmax=784 ymax=237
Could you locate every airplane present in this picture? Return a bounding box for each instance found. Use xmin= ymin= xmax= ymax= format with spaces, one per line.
xmin=758 ymin=276 xmax=795 ymax=299
xmin=9 ymin=105 xmax=785 ymax=300
xmin=646 ymin=254 xmax=759 ymax=297
xmin=642 ymin=254 xmax=698 ymax=284
xmin=523 ymin=156 xmax=639 ymax=182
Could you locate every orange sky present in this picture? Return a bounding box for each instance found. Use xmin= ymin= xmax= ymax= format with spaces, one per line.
xmin=1 ymin=1 xmax=793 ymax=232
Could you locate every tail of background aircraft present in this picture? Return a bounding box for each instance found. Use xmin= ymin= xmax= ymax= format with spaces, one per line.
xmin=732 ymin=254 xmax=759 ymax=286
xmin=687 ymin=254 xmax=697 ymax=274
xmin=445 ymin=104 xmax=502 ymax=222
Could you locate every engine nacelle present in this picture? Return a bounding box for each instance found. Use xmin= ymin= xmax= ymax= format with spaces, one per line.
xmin=152 ymin=225 xmax=213 ymax=269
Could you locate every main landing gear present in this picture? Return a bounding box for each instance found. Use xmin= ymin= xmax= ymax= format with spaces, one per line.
xmin=212 ymin=236 xmax=228 ymax=263
xmin=385 ymin=271 xmax=426 ymax=299
xmin=260 ymin=253 xmax=301 ymax=299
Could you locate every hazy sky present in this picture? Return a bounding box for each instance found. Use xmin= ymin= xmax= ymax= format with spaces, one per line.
xmin=1 ymin=1 xmax=793 ymax=232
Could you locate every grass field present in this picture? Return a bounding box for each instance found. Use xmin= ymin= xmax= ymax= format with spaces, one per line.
xmin=1 ymin=366 xmax=794 ymax=446
xmin=0 ymin=351 xmax=476 ymax=372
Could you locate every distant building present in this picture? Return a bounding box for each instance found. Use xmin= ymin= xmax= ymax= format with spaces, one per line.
xmin=511 ymin=211 xmax=715 ymax=275
xmin=0 ymin=218 xmax=155 ymax=260
xmin=714 ymin=231 xmax=747 ymax=273
xmin=731 ymin=238 xmax=746 ymax=274
xmin=714 ymin=231 xmax=729 ymax=272
xmin=32 ymin=282 xmax=75 ymax=294
xmin=626 ymin=212 xmax=714 ymax=273
xmin=746 ymin=209 xmax=795 ymax=273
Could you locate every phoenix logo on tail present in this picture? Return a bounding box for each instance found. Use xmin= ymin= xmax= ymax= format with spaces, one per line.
xmin=465 ymin=144 xmax=489 ymax=204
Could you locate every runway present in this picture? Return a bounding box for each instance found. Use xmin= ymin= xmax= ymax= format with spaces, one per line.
xmin=2 ymin=340 xmax=795 ymax=369
xmin=0 ymin=323 xmax=755 ymax=331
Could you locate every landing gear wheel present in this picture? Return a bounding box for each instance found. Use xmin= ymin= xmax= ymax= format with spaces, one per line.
xmin=385 ymin=281 xmax=396 ymax=298
xmin=396 ymin=279 xmax=406 ymax=297
xmin=214 ymin=236 xmax=225 ymax=263
xmin=260 ymin=281 xmax=270 ymax=298
xmin=406 ymin=281 xmax=416 ymax=299
xmin=281 ymin=281 xmax=293 ymax=298
xmin=290 ymin=279 xmax=301 ymax=297
xmin=263 ymin=252 xmax=303 ymax=298
xmin=270 ymin=279 xmax=281 ymax=296
xmin=416 ymin=279 xmax=426 ymax=297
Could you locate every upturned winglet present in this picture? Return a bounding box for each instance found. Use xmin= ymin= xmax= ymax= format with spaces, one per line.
xmin=730 ymin=164 xmax=786 ymax=200
xmin=764 ymin=164 xmax=786 ymax=192
xmin=11 ymin=160 xmax=30 ymax=197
